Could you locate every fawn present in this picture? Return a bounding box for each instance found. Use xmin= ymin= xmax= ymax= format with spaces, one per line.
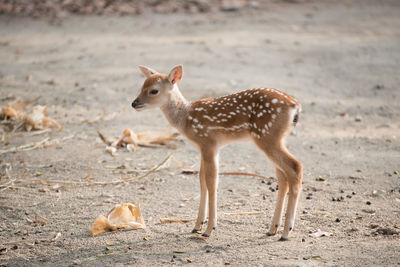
xmin=132 ymin=65 xmax=303 ymax=240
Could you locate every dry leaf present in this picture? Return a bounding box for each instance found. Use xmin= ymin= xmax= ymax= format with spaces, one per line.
xmin=1 ymin=99 xmax=29 ymax=120
xmin=113 ymin=129 xmax=138 ymax=149
xmin=136 ymin=130 xmax=179 ymax=146
xmin=90 ymin=203 xmax=145 ymax=236
xmin=0 ymin=98 xmax=61 ymax=132
xmin=105 ymin=146 xmax=117 ymax=156
xmin=24 ymin=105 xmax=62 ymax=131
xmin=98 ymin=127 xmax=179 ymax=155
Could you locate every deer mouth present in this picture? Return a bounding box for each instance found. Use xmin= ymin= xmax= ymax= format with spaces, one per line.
xmin=133 ymin=104 xmax=147 ymax=111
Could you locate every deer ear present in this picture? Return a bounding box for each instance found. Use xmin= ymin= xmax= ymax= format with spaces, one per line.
xmin=138 ymin=65 xmax=158 ymax=78
xmin=168 ymin=65 xmax=183 ymax=84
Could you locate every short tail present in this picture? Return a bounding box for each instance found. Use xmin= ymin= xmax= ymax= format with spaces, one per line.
xmin=292 ymin=105 xmax=301 ymax=127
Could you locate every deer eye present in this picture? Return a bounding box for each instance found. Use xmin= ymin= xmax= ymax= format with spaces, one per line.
xmin=150 ymin=89 xmax=159 ymax=95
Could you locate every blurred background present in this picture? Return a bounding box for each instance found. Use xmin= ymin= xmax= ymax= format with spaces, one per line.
xmin=0 ymin=0 xmax=399 ymax=266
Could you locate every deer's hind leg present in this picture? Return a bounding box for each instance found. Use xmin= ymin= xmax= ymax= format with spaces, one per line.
xmin=254 ymin=139 xmax=303 ymax=240
xmin=267 ymin=168 xmax=289 ymax=236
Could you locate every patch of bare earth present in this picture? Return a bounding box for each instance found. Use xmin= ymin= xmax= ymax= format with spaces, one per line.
xmin=1 ymin=0 xmax=399 ymax=266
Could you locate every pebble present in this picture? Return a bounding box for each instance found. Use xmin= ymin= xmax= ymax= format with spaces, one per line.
xmin=346 ymin=195 xmax=352 ymax=198
xmin=335 ymin=218 xmax=341 ymax=222
xmin=352 ymin=191 xmax=356 ymax=195
xmin=72 ymin=259 xmax=81 ymax=266
xmin=366 ymin=201 xmax=372 ymax=205
xmin=340 ymin=189 xmax=345 ymax=193
xmin=332 ymin=197 xmax=337 ymax=201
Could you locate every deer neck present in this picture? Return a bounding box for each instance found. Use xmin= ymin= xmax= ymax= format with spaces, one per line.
xmin=160 ymin=85 xmax=190 ymax=131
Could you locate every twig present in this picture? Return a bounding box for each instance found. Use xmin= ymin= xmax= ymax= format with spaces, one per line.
xmin=159 ymin=218 xmax=196 ymax=224
xmin=0 ymin=178 xmax=16 ymax=191
xmin=23 ymin=154 xmax=172 ymax=187
xmin=223 ymin=211 xmax=264 ymax=216
xmin=0 ymin=137 xmax=49 ymax=155
xmin=96 ymin=130 xmax=112 ymax=145
xmin=0 ymin=184 xmax=31 ymax=190
xmin=135 ymin=154 xmax=172 ymax=181
xmin=220 ymin=172 xmax=275 ymax=181
xmin=0 ymin=135 xmax=74 ymax=155
xmin=181 ymin=169 xmax=276 ymax=181
xmin=28 ymin=129 xmax=52 ymax=136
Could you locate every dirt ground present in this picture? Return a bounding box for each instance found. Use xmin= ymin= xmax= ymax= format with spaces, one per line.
xmin=1 ymin=0 xmax=400 ymax=266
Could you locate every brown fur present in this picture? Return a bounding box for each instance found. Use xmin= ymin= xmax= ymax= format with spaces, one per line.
xmin=133 ymin=65 xmax=303 ymax=239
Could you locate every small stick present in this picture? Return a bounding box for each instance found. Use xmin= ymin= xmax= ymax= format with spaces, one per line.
xmin=159 ymin=218 xmax=196 ymax=223
xmin=96 ymin=130 xmax=112 ymax=145
xmin=181 ymin=169 xmax=276 ymax=181
xmin=223 ymin=211 xmax=264 ymax=216
xmin=135 ymin=154 xmax=172 ymax=181
xmin=22 ymin=154 xmax=172 ymax=187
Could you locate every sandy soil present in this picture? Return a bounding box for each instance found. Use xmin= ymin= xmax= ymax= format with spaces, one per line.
xmin=1 ymin=0 xmax=400 ymax=266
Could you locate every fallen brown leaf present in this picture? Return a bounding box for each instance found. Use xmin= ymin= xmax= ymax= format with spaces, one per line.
xmin=90 ymin=203 xmax=145 ymax=236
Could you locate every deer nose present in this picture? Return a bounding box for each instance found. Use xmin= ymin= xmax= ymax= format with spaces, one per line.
xmin=132 ymin=99 xmax=139 ymax=108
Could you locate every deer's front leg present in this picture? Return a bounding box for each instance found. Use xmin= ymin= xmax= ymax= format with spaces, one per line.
xmin=192 ymin=159 xmax=208 ymax=233
xmin=201 ymin=149 xmax=219 ymax=237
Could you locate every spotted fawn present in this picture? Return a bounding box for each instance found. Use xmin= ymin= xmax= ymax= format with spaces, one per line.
xmin=132 ymin=65 xmax=303 ymax=240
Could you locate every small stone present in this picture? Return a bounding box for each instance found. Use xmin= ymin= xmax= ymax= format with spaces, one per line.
xmin=366 ymin=201 xmax=372 ymax=205
xmin=340 ymin=189 xmax=344 ymax=193
xmin=346 ymin=195 xmax=352 ymax=199
xmin=306 ymin=196 xmax=312 ymax=200
xmin=267 ymin=181 xmax=272 ymax=185
xmin=352 ymin=192 xmax=356 ymax=195
xmin=72 ymin=259 xmax=81 ymax=265
xmin=172 ymin=255 xmax=177 ymax=259
xmin=261 ymin=179 xmax=266 ymax=184
xmin=301 ymin=238 xmax=305 ymax=242
xmin=339 ymin=196 xmax=344 ymax=201
xmin=373 ymin=84 xmax=384 ymax=90
xmin=332 ymin=197 xmax=337 ymax=201
xmin=335 ymin=218 xmax=341 ymax=222
xmin=262 ymin=195 xmax=266 ymax=200
xmin=354 ymin=116 xmax=362 ymax=122
xmin=206 ymin=249 xmax=211 ymax=253
xmin=369 ymin=224 xmax=379 ymax=229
